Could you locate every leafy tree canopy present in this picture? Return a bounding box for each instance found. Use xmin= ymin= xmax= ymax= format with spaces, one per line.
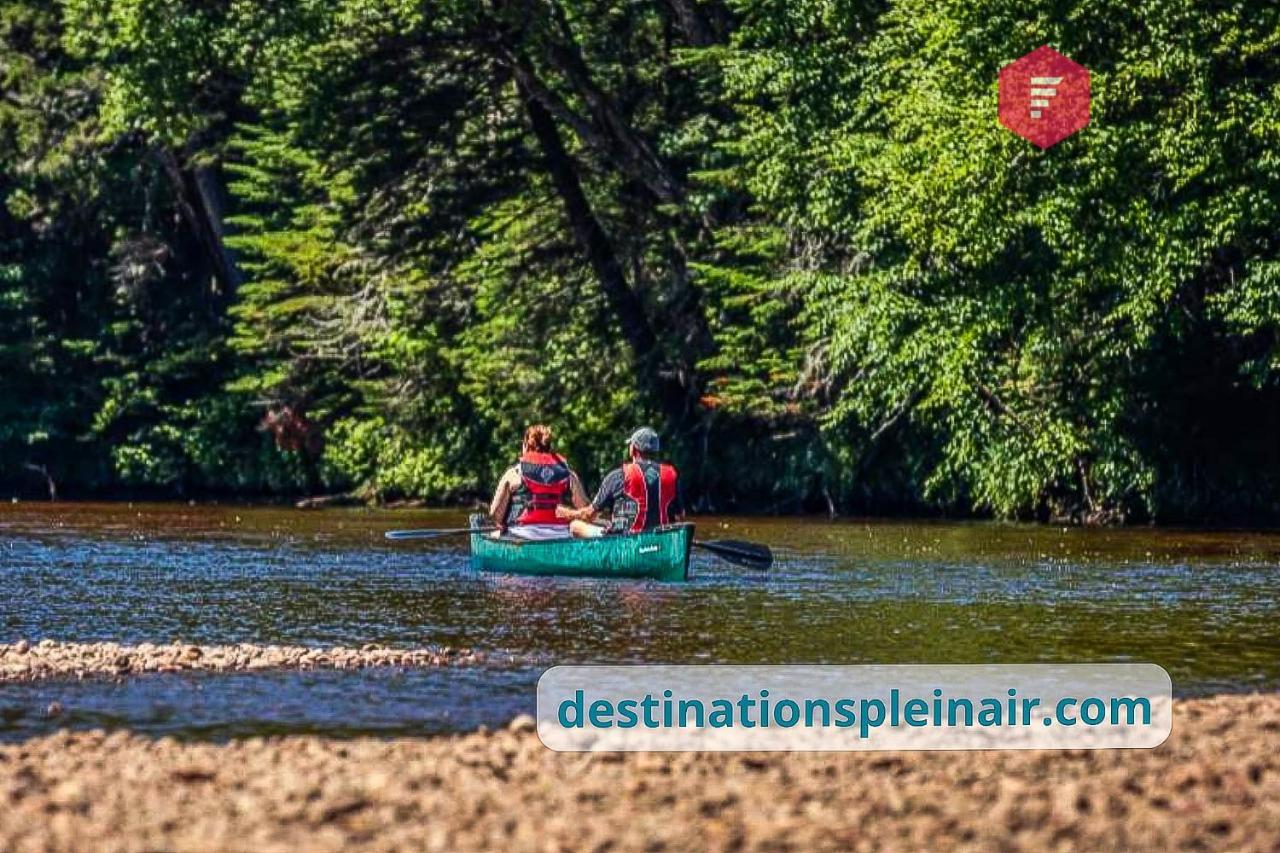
xmin=3 ymin=0 xmax=1278 ymax=522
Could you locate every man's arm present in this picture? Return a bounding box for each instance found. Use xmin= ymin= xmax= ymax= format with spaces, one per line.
xmin=558 ymin=475 xmax=597 ymax=520
xmin=558 ymin=472 xmax=595 ymax=520
xmin=557 ymin=503 xmax=597 ymax=522
xmin=558 ymin=469 xmax=621 ymax=522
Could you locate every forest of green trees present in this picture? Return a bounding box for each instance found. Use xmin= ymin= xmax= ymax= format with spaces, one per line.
xmin=2 ymin=0 xmax=1279 ymax=522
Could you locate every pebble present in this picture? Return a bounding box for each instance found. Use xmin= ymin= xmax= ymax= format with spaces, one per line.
xmin=507 ymin=714 xmax=537 ymax=734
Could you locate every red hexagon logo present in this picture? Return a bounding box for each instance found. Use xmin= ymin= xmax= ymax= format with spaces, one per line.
xmin=998 ymin=46 xmax=1090 ymax=149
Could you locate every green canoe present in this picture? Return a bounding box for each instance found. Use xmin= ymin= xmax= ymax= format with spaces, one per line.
xmin=468 ymin=519 xmax=693 ymax=581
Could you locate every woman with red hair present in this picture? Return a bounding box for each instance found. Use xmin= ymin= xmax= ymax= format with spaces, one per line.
xmin=488 ymin=425 xmax=589 ymax=540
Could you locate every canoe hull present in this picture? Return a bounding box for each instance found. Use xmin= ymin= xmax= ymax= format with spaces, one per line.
xmin=469 ymin=521 xmax=693 ymax=582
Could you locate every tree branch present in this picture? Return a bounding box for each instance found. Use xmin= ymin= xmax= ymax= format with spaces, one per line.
xmin=538 ymin=0 xmax=686 ymax=204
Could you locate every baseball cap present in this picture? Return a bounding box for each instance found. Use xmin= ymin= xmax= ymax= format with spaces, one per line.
xmin=627 ymin=427 xmax=660 ymax=453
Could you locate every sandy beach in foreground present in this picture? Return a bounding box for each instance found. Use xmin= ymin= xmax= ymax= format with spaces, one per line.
xmin=0 ymin=692 xmax=1276 ymax=852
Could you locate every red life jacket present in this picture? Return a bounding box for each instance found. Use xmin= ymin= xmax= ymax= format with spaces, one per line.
xmin=510 ymin=451 xmax=571 ymax=526
xmin=621 ymin=461 xmax=678 ymax=533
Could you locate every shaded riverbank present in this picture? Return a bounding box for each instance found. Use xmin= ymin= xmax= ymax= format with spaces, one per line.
xmin=1 ymin=694 xmax=1277 ymax=852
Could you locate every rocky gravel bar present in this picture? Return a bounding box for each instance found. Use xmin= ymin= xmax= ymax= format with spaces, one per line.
xmin=0 ymin=693 xmax=1277 ymax=851
xmin=0 ymin=640 xmax=483 ymax=680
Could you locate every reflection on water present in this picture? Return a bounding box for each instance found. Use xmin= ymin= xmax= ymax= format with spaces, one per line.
xmin=0 ymin=668 xmax=535 ymax=742
xmin=1 ymin=503 xmax=1278 ymax=738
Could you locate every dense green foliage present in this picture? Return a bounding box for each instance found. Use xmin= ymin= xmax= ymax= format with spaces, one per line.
xmin=2 ymin=0 xmax=1279 ymax=522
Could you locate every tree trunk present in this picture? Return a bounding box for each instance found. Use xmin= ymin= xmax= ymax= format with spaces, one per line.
xmin=517 ymin=79 xmax=693 ymax=427
xmin=155 ymin=148 xmax=241 ymax=299
xmin=23 ymin=463 xmax=57 ymax=502
xmin=662 ymin=0 xmax=718 ymax=46
xmin=191 ymin=164 xmax=242 ymax=296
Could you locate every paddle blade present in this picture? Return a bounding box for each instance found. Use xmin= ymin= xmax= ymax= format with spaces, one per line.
xmin=693 ymin=539 xmax=773 ymax=570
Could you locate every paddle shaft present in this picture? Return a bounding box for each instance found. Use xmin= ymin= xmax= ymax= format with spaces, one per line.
xmin=384 ymin=527 xmax=493 ymax=540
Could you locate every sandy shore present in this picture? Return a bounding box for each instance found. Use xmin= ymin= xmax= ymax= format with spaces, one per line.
xmin=0 ymin=641 xmax=484 ymax=680
xmin=0 ymin=693 xmax=1276 ymax=852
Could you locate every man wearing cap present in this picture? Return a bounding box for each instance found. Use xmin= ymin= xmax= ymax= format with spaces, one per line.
xmin=558 ymin=427 xmax=684 ymax=538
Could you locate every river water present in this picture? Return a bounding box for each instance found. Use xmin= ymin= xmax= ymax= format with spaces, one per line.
xmin=2 ymin=503 xmax=1277 ymax=740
